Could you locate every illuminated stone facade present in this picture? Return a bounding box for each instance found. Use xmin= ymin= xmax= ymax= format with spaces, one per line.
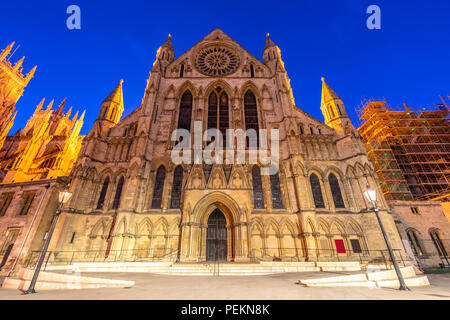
xmin=0 ymin=42 xmax=36 ymax=150
xmin=48 ymin=29 xmax=405 ymax=264
xmin=0 ymin=42 xmax=84 ymax=275
xmin=0 ymin=98 xmax=85 ymax=183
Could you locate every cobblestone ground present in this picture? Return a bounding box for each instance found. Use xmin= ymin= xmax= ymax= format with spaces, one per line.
xmin=0 ymin=272 xmax=449 ymax=300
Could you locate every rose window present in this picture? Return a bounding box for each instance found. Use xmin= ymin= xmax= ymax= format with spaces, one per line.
xmin=195 ymin=46 xmax=240 ymax=76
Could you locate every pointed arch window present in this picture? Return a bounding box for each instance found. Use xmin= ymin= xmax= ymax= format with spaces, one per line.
xmin=310 ymin=174 xmax=325 ymax=208
xmin=328 ymin=174 xmax=345 ymax=208
xmin=430 ymin=229 xmax=447 ymax=257
xmin=207 ymin=87 xmax=229 ymax=147
xmin=244 ymin=91 xmax=259 ymax=148
xmin=407 ymin=230 xmax=424 ymax=256
xmin=270 ymin=173 xmax=283 ymax=209
xmin=112 ymin=176 xmax=124 ymax=210
xmin=178 ymin=91 xmax=193 ymax=131
xmin=252 ymin=166 xmax=264 ymax=209
xmin=152 ymin=165 xmax=166 ymax=209
xmin=180 ymin=64 xmax=184 ymax=78
xmin=97 ymin=177 xmax=110 ymax=209
xmin=170 ymin=165 xmax=183 ymax=208
xmin=250 ymin=64 xmax=255 ymax=78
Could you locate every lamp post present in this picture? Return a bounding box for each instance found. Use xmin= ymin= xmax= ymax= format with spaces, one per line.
xmin=23 ymin=190 xmax=72 ymax=294
xmin=363 ymin=188 xmax=410 ymax=291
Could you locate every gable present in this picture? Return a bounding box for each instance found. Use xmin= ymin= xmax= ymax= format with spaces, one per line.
xmin=165 ymin=29 xmax=270 ymax=78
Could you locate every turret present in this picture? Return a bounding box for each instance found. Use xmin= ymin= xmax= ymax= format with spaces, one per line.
xmin=94 ymin=80 xmax=124 ymax=136
xmin=0 ymin=42 xmax=15 ymax=61
xmin=320 ymin=77 xmax=351 ymax=135
xmin=153 ymin=34 xmax=174 ymax=74
xmin=262 ymin=33 xmax=284 ymax=73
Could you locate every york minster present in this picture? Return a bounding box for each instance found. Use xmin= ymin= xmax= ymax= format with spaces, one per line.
xmin=44 ymin=29 xmax=403 ymax=263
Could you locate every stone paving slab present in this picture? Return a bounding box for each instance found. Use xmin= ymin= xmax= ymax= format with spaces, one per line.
xmin=0 ymin=272 xmax=449 ymax=300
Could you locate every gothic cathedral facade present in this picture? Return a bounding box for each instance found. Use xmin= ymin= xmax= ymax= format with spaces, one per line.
xmin=51 ymin=30 xmax=404 ymax=263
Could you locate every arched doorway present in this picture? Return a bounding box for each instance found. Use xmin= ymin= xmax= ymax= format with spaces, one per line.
xmin=206 ymin=209 xmax=227 ymax=261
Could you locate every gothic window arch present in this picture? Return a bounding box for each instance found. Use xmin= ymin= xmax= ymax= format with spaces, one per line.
xmin=270 ymin=172 xmax=283 ymax=209
xmin=177 ymin=90 xmax=193 ymax=131
xmin=407 ymin=229 xmax=424 ymax=256
xmin=252 ymin=166 xmax=264 ymax=209
xmin=328 ymin=173 xmax=345 ymax=208
xmin=207 ymin=87 xmax=229 ymax=147
xmin=180 ymin=64 xmax=184 ymax=78
xmin=250 ymin=64 xmax=255 ymax=78
xmin=244 ymin=90 xmax=259 ymax=148
xmin=112 ymin=176 xmax=125 ymax=210
xmin=152 ymin=165 xmax=166 ymax=209
xmin=170 ymin=165 xmax=183 ymax=209
xmin=429 ymin=229 xmax=447 ymax=257
xmin=299 ymin=125 xmax=304 ymax=135
xmin=310 ymin=174 xmax=325 ymax=208
xmin=97 ymin=176 xmax=110 ymax=209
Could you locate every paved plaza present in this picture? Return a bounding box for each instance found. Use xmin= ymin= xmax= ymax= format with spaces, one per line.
xmin=0 ymin=271 xmax=449 ymax=300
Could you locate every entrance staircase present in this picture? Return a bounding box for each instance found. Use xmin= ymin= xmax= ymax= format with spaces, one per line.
xmin=297 ymin=266 xmax=429 ymax=288
xmin=43 ymin=261 xmax=363 ymax=276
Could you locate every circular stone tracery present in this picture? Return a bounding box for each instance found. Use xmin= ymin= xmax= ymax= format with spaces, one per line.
xmin=195 ymin=46 xmax=240 ymax=77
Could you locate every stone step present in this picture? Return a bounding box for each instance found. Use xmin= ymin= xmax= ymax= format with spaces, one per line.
xmin=2 ymin=268 xmax=135 ymax=291
xmin=2 ymin=278 xmax=132 ymax=291
xmin=297 ymin=266 xmax=429 ymax=288
xmin=298 ymin=277 xmax=429 ymax=288
xmin=42 ymin=261 xmax=360 ymax=275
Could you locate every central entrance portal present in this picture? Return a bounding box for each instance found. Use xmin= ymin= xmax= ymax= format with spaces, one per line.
xmin=206 ymin=209 xmax=227 ymax=261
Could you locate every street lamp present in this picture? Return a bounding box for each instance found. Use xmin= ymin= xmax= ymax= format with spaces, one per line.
xmin=23 ymin=190 xmax=72 ymax=294
xmin=363 ymin=188 xmax=410 ymax=291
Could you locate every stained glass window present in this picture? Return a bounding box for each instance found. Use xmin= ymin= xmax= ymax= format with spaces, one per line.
xmin=252 ymin=166 xmax=264 ymax=209
xmin=244 ymin=91 xmax=259 ymax=148
xmin=170 ymin=166 xmax=183 ymax=208
xmin=152 ymin=166 xmax=166 ymax=209
xmin=270 ymin=173 xmax=283 ymax=209
xmin=328 ymin=174 xmax=345 ymax=208
xmin=178 ymin=91 xmax=192 ymax=131
xmin=97 ymin=177 xmax=110 ymax=209
xmin=112 ymin=176 xmax=124 ymax=210
xmin=310 ymin=174 xmax=325 ymax=208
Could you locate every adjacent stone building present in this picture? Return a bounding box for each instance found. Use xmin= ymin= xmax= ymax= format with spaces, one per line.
xmin=0 ymin=41 xmax=84 ymax=275
xmin=48 ymin=30 xmax=406 ymax=264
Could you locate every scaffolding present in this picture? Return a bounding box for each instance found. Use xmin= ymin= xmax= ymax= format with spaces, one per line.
xmin=357 ymin=96 xmax=450 ymax=201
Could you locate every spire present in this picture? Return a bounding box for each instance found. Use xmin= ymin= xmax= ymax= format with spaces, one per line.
xmin=264 ymin=33 xmax=276 ymax=50
xmin=0 ymin=42 xmax=15 ymax=61
xmin=46 ymin=99 xmax=54 ymax=111
xmin=321 ymin=77 xmax=342 ymax=107
xmin=320 ymin=77 xmax=350 ymax=134
xmin=57 ymin=98 xmax=67 ymax=114
xmin=71 ymin=110 xmax=79 ymax=127
xmin=35 ymin=98 xmax=45 ymax=113
xmin=103 ymin=79 xmax=124 ymax=106
xmin=161 ymin=34 xmax=173 ymax=50
xmin=25 ymin=65 xmax=37 ymax=83
xmin=11 ymin=56 xmax=25 ymax=72
xmin=66 ymin=106 xmax=73 ymax=118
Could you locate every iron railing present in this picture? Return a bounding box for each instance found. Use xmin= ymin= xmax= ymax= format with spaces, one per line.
xmin=249 ymin=247 xmax=411 ymax=268
xmin=25 ymin=248 xmax=178 ymax=270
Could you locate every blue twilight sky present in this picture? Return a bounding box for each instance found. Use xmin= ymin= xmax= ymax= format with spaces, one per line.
xmin=0 ymin=0 xmax=449 ymax=135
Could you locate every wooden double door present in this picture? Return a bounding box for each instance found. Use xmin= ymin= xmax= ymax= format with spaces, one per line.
xmin=206 ymin=209 xmax=227 ymax=261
